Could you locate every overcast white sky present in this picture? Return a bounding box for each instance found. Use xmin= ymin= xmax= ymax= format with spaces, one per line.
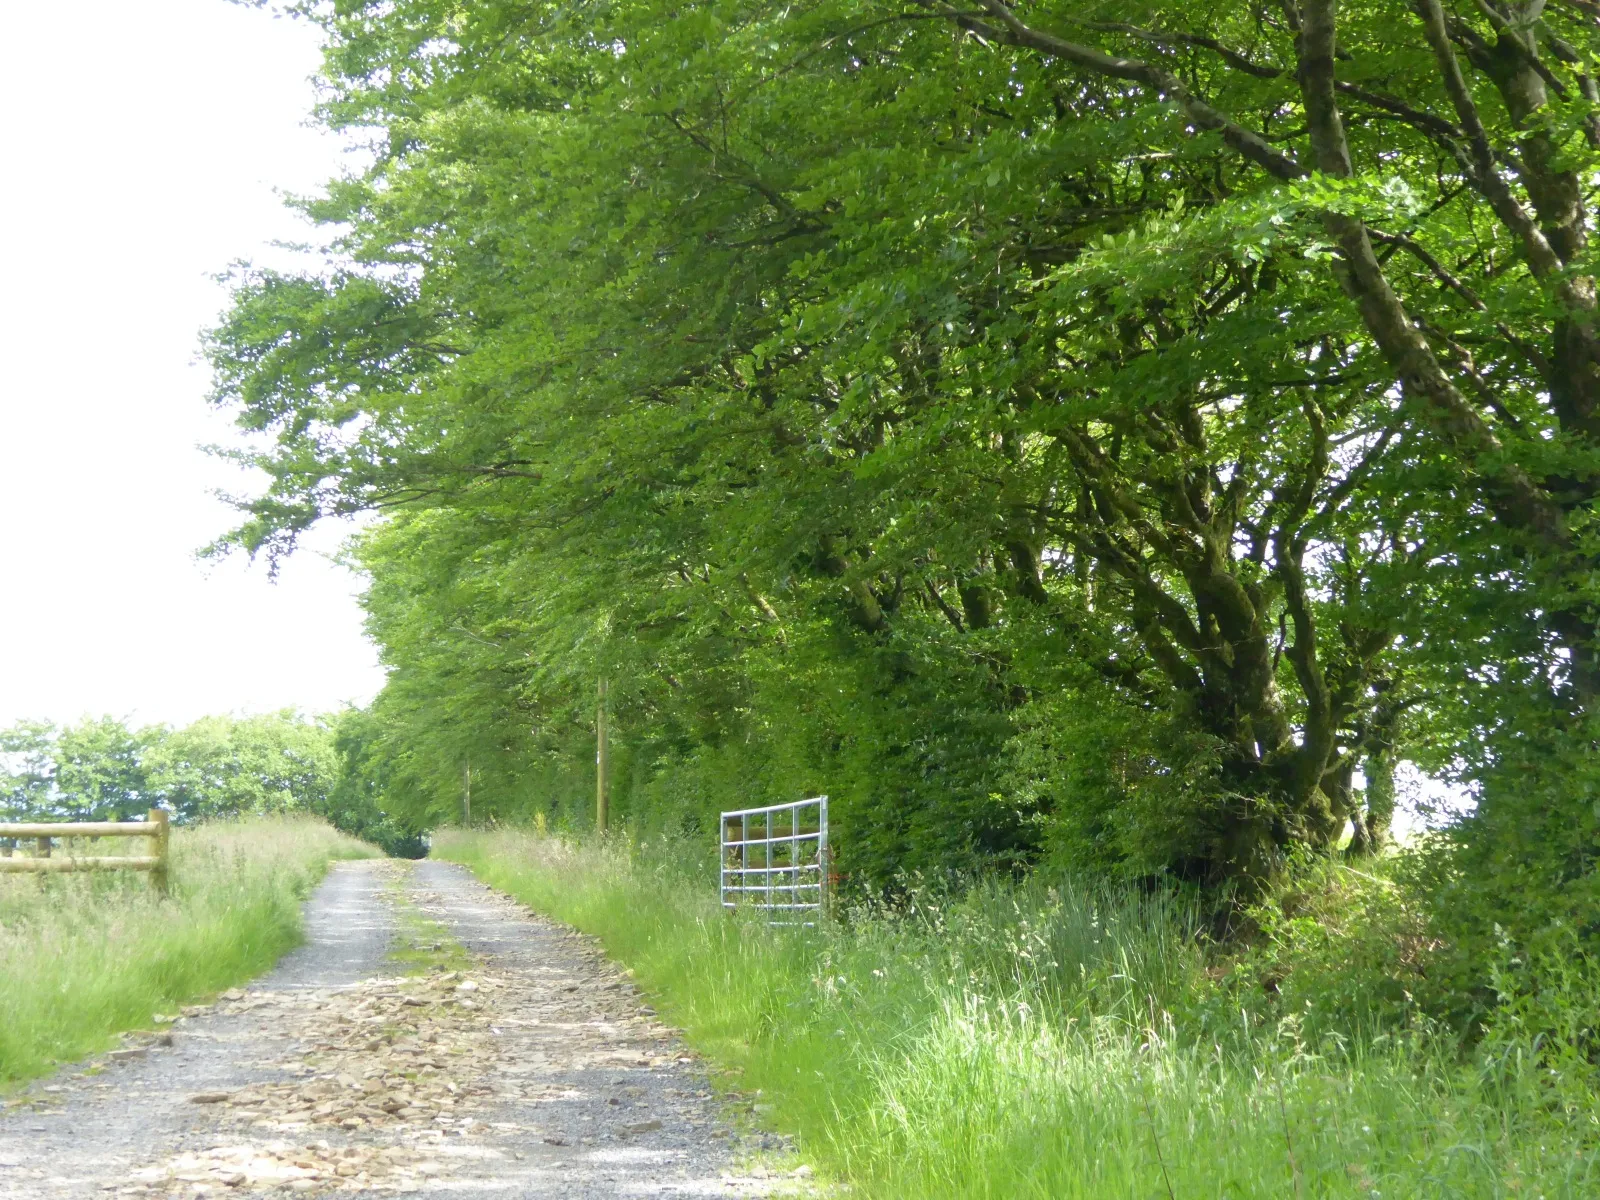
xmin=0 ymin=1 xmax=385 ymax=729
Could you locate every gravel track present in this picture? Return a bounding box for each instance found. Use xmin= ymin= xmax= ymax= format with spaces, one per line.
xmin=0 ymin=859 xmax=814 ymax=1199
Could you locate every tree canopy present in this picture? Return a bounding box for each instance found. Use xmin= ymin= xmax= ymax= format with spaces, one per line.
xmin=0 ymin=712 xmax=424 ymax=856
xmin=208 ymin=1 xmax=1600 ymax=915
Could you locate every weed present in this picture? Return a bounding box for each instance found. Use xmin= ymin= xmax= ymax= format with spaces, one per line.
xmin=382 ymin=869 xmax=473 ymax=976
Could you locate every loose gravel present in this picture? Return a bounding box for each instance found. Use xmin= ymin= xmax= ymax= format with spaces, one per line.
xmin=0 ymin=858 xmax=817 ymax=1199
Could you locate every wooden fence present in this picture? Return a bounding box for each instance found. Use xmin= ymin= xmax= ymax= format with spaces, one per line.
xmin=0 ymin=809 xmax=170 ymax=893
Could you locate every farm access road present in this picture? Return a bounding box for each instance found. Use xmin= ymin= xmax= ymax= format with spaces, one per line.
xmin=0 ymin=859 xmax=816 ymax=1198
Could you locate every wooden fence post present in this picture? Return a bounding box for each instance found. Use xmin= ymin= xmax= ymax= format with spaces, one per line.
xmin=149 ymin=808 xmax=170 ymax=897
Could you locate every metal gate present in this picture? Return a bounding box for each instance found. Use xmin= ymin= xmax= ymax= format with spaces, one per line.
xmin=720 ymin=796 xmax=828 ymax=925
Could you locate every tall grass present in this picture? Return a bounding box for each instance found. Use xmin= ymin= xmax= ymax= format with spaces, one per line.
xmin=440 ymin=830 xmax=1600 ymax=1198
xmin=0 ymin=816 xmax=373 ymax=1085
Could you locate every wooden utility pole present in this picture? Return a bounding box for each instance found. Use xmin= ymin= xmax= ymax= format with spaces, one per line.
xmin=462 ymin=760 xmax=472 ymax=829
xmin=595 ymin=677 xmax=610 ymax=833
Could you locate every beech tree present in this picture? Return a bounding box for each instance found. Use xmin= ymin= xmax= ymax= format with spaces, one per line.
xmin=209 ymin=0 xmax=1600 ymax=889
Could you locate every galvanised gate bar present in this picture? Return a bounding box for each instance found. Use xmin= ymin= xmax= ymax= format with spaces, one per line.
xmin=720 ymin=796 xmax=828 ymax=926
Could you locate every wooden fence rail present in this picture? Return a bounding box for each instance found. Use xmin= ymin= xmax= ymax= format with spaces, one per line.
xmin=0 ymin=809 xmax=170 ymax=893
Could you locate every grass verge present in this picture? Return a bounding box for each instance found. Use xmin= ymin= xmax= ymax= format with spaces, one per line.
xmin=0 ymin=815 xmax=374 ymax=1085
xmin=438 ymin=829 xmax=1600 ymax=1199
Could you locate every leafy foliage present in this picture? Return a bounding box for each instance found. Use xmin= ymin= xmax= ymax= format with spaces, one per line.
xmin=2 ymin=718 xmax=164 ymax=822
xmin=145 ymin=713 xmax=338 ymax=824
xmin=207 ymin=0 xmax=1600 ymax=921
xmin=0 ymin=713 xmax=422 ymax=855
xmin=0 ymin=721 xmax=61 ymax=821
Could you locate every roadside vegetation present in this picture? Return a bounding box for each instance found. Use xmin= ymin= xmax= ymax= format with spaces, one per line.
xmin=443 ymin=829 xmax=1600 ymax=1198
xmin=0 ymin=816 xmax=372 ymax=1086
xmin=165 ymin=1 xmax=1600 ymax=1193
xmin=199 ymin=0 xmax=1600 ymax=1053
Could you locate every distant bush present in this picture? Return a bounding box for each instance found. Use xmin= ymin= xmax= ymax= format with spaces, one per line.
xmin=0 ymin=711 xmax=426 ymax=857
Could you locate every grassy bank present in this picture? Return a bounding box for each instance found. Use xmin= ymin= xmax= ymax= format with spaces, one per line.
xmin=0 ymin=816 xmax=373 ymax=1085
xmin=439 ymin=830 xmax=1599 ymax=1198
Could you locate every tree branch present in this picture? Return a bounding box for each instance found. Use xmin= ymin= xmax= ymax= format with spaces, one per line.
xmin=925 ymin=580 xmax=967 ymax=631
xmin=1413 ymin=0 xmax=1564 ymax=278
xmin=913 ymin=0 xmax=1305 ymax=180
xmin=1367 ymin=227 xmax=1553 ymax=374
xmin=1074 ymin=20 xmax=1283 ymax=78
xmin=1333 ymin=81 xmax=1464 ymax=143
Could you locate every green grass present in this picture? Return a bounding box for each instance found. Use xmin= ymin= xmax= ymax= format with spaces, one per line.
xmin=383 ymin=867 xmax=474 ymax=977
xmin=439 ymin=829 xmax=1600 ymax=1199
xmin=0 ymin=815 xmax=374 ymax=1086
